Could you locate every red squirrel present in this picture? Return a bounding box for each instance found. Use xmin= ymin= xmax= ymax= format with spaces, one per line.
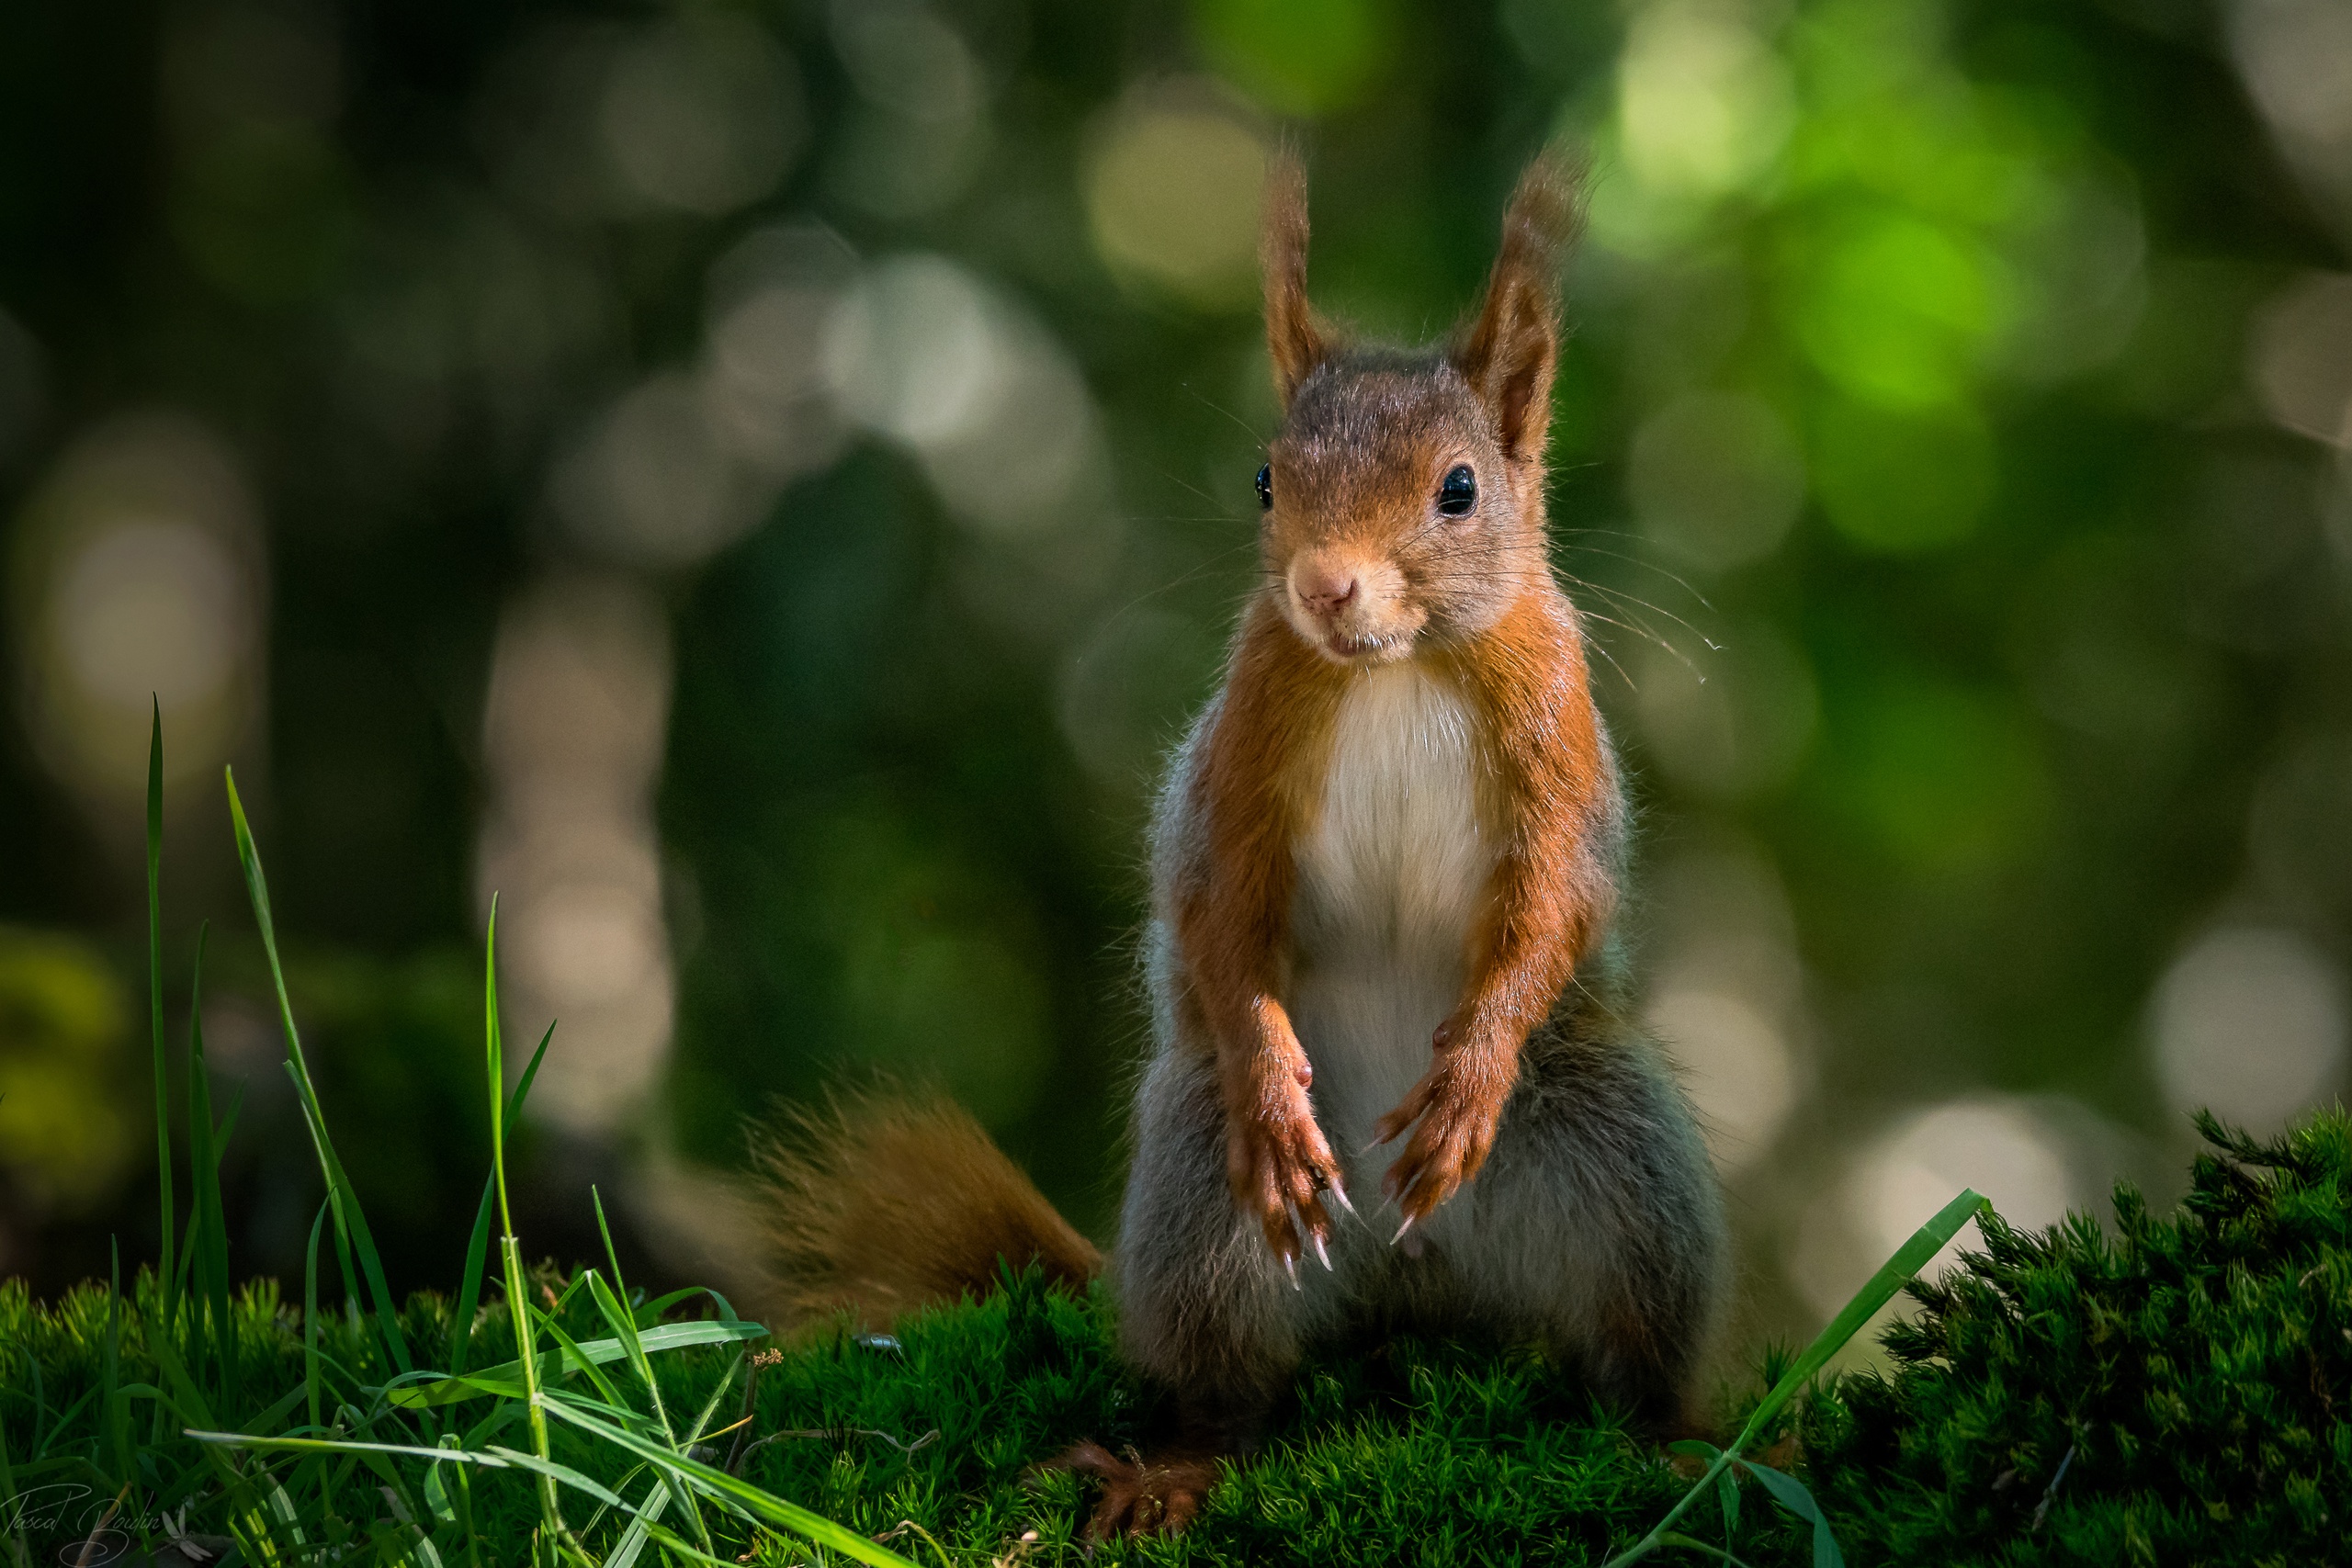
xmin=752 ymin=151 xmax=1727 ymax=1540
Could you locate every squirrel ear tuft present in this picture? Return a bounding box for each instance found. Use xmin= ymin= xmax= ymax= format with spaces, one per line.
xmin=1261 ymin=148 xmax=1329 ymax=408
xmin=1454 ymin=153 xmax=1585 ymax=465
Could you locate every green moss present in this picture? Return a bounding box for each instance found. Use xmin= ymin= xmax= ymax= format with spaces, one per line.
xmin=1804 ymin=1109 xmax=2352 ymax=1565
xmin=9 ymin=1111 xmax=2347 ymax=1563
xmin=3 ymin=1264 xmax=1797 ymax=1565
xmin=732 ymin=1275 xmax=1751 ymax=1565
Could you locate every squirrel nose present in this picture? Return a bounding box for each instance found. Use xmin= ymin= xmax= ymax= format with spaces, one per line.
xmin=1295 ymin=565 xmax=1359 ymax=617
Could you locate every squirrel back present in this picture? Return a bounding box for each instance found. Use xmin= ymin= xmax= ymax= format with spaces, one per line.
xmin=747 ymin=1090 xmax=1100 ymax=1332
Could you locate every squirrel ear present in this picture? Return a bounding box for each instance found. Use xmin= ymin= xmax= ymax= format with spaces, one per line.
xmin=1454 ymin=154 xmax=1584 ymax=465
xmin=1261 ymin=149 xmax=1329 ymax=407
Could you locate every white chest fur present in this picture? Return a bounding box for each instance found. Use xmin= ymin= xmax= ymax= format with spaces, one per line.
xmin=1289 ymin=663 xmax=1498 ymax=1162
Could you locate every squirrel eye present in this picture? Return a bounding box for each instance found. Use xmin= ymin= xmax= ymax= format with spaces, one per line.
xmin=1255 ymin=464 xmax=1272 ymax=511
xmin=1437 ymin=465 xmax=1477 ymax=517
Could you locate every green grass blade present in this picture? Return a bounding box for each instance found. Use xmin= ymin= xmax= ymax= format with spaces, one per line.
xmin=579 ymin=1250 xmax=708 ymax=1551
xmin=140 ymin=1325 xmax=293 ymax=1564
xmin=304 ymin=1201 xmax=328 ymax=1435
xmin=140 ymin=1314 xmax=221 ymax=1435
xmin=146 ymin=701 xmax=176 ymax=1332
xmin=323 ymin=1145 xmax=365 ymax=1325
xmin=605 ymin=1348 xmax=743 ymax=1568
xmin=537 ymin=1399 xmax=924 ymax=1568
xmin=448 ymin=1185 xmax=498 ymax=1380
xmin=391 ymin=1321 xmax=769 ymax=1408
xmin=184 ymin=926 xmax=235 ymax=1416
xmin=103 ymin=1239 xmax=130 ymax=1485
xmin=637 ymin=1518 xmax=779 ymax=1568
xmin=175 ymin=931 xmax=210 ymax=1357
xmin=478 ymin=898 xmax=568 ymax=1549
xmin=531 ymin=1305 xmax=630 ymax=1413
xmin=1732 ymin=1187 xmax=1987 ymax=1450
xmin=586 ymin=1192 xmax=678 ymax=1438
xmin=604 ymin=1470 xmax=672 ymax=1568
xmin=0 ymin=1353 xmax=26 ymax=1568
xmin=423 ymin=1441 xmax=459 ymax=1527
xmin=186 ymin=1433 xmax=630 ymax=1514
xmin=1742 ymin=1461 xmax=1843 ymax=1568
xmin=224 ymin=766 xmax=413 ymax=1375
xmin=1603 ymin=1187 xmax=1988 ymax=1568
xmin=450 ymin=1021 xmax=553 ymax=1380
xmin=629 ymin=1287 xmax=707 ymax=1330
xmin=238 ymin=1381 xmax=309 ymax=1440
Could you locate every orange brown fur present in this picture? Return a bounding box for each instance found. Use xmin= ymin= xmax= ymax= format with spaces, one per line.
xmin=1454 ymin=155 xmax=1585 ymax=466
xmin=1379 ymin=591 xmax=1618 ymax=1217
xmin=1171 ymin=597 xmax=1352 ymax=1259
xmin=1260 ymin=149 xmax=1329 ymax=401
xmin=748 ymin=1091 xmax=1100 ymax=1333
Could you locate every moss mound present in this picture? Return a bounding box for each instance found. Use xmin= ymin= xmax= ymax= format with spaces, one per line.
xmin=2 ymin=1266 xmax=1789 ymax=1565
xmin=7 ymin=1111 xmax=2347 ymax=1563
xmin=1805 ymin=1109 xmax=2352 ymax=1564
xmin=742 ymin=1274 xmax=1754 ymax=1563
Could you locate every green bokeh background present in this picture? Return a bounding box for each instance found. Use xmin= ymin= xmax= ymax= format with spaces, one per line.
xmin=2 ymin=0 xmax=2347 ymax=1354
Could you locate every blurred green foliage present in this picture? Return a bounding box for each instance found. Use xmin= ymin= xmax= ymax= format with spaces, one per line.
xmin=1 ymin=0 xmax=2348 ymax=1351
xmin=0 ymin=931 xmax=131 ymax=1209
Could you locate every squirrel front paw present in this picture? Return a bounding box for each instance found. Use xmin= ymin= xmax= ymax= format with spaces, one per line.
xmin=1224 ymin=1055 xmax=1349 ymax=1275
xmin=1374 ymin=1022 xmax=1510 ymax=1231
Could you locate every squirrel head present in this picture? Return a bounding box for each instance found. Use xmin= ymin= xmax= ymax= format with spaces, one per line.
xmin=1254 ymin=152 xmax=1583 ymax=667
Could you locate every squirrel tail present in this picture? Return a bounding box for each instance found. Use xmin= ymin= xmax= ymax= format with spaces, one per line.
xmin=746 ymin=1089 xmax=1102 ymax=1333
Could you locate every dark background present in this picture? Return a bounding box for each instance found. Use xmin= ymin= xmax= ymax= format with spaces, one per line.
xmin=4 ymin=0 xmax=2350 ymax=1351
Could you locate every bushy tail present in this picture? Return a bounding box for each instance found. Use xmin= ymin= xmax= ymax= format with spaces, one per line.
xmin=748 ymin=1090 xmax=1102 ymax=1333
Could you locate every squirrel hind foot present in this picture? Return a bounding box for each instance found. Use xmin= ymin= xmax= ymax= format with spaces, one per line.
xmin=1054 ymin=1442 xmax=1219 ymax=1541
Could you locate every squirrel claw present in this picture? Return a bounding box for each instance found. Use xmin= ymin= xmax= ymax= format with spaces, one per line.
xmin=1311 ymin=1230 xmax=1332 ymax=1271
xmin=1390 ymin=1213 xmax=1416 ymax=1247
xmin=1282 ymin=1253 xmax=1301 ymax=1291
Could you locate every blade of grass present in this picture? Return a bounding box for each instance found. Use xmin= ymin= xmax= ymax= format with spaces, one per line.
xmin=588 ymin=1193 xmax=665 ymax=1424
xmin=1744 ymin=1187 xmax=1991 ymax=1445
xmin=629 ymin=1287 xmax=709 ymax=1331
xmin=480 ymin=897 xmax=570 ymax=1554
xmin=449 ymin=1022 xmax=552 ymax=1380
xmin=146 ymin=702 xmax=176 ymax=1337
xmin=1602 ymin=1188 xmax=1990 ymax=1568
xmin=238 ymin=1382 xmax=310 ymax=1441
xmin=0 ymin=1353 xmax=28 ymax=1568
xmin=224 ymin=767 xmax=412 ymax=1376
xmin=581 ymin=1229 xmax=707 ymax=1553
xmin=537 ymin=1398 xmax=923 ymax=1568
xmin=588 ymin=1184 xmax=708 ymax=1548
xmin=529 ymin=1306 xmax=630 ymax=1414
xmin=304 ymin=1201 xmax=328 ymax=1435
xmin=610 ymin=1350 xmax=744 ymax=1568
xmin=327 ymin=1174 xmax=365 ymax=1335
xmin=1741 ymin=1461 xmax=1842 ymax=1568
xmin=390 ymin=1322 xmax=769 ymax=1409
xmin=103 ymin=1241 xmax=130 ymax=1487
xmin=604 ymin=1471 xmax=673 ymax=1568
xmin=187 ymin=1434 xmax=629 ymax=1513
xmin=184 ymin=927 xmax=234 ymax=1418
